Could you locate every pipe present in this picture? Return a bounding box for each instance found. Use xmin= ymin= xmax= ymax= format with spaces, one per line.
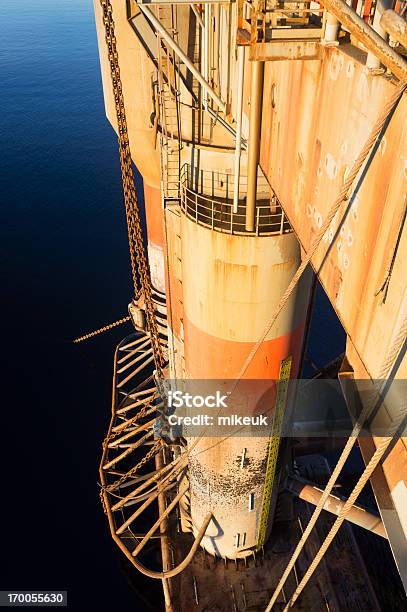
xmin=139 ymin=5 xmax=226 ymax=112
xmin=102 ymin=429 xmax=154 ymax=471
xmin=116 ymin=477 xmax=176 ymax=535
xmin=117 ymin=397 xmax=161 ymax=415
xmin=380 ymin=10 xmax=407 ymax=49
xmin=119 ymin=334 xmax=152 ymax=351
xmin=117 ymin=337 xmax=151 ymax=362
xmin=104 ymin=487 xmax=212 ymax=580
xmin=117 ymin=346 xmax=153 ymax=375
xmin=321 ymin=0 xmax=407 ymax=80
xmin=190 ymin=4 xmax=204 ymax=29
xmin=116 ymin=353 xmax=155 ymax=388
xmin=233 ymin=46 xmax=245 ymax=214
xmin=324 ymin=13 xmax=340 ymax=43
xmin=203 ymin=3 xmax=210 ymax=110
xmin=366 ymin=0 xmax=394 ymax=69
xmin=115 ymin=480 xmax=177 ymax=507
xmin=287 ymin=476 xmax=387 ymax=538
xmin=112 ymin=404 xmax=156 ymax=431
xmin=245 ymin=61 xmax=264 ymax=231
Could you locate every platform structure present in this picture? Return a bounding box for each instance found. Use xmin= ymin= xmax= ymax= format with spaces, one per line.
xmin=93 ymin=0 xmax=407 ymax=608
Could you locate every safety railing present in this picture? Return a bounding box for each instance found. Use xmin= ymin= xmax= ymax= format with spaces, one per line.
xmin=180 ymin=164 xmax=291 ymax=236
xmin=99 ymin=329 xmax=212 ymax=581
xmin=238 ymin=0 xmax=406 ymax=46
xmin=237 ymin=0 xmax=326 ymax=46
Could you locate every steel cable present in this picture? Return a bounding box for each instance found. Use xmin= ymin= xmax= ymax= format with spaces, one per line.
xmin=236 ymin=79 xmax=406 ymax=388
xmin=282 ymin=319 xmax=407 ymax=609
xmin=266 ymin=313 xmax=407 ymax=610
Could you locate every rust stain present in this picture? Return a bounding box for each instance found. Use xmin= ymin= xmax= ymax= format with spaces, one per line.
xmin=260 ymin=42 xmax=407 ymax=378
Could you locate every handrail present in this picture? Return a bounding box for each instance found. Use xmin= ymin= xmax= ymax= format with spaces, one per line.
xmin=180 ymin=164 xmax=291 ymax=236
xmin=102 ymin=490 xmax=213 ymax=579
xmin=99 ymin=330 xmax=212 ymax=583
xmin=238 ymin=0 xmax=407 ymax=80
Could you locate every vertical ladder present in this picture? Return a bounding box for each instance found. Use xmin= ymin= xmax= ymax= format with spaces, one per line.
xmin=157 ymin=5 xmax=181 ymax=203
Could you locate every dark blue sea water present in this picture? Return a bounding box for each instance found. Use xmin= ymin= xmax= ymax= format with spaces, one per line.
xmin=0 ymin=1 xmax=153 ymax=610
xmin=0 ymin=1 xmax=348 ymax=610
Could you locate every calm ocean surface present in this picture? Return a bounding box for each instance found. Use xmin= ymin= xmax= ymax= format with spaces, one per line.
xmin=0 ymin=1 xmax=345 ymax=609
xmin=1 ymin=1 xmax=156 ymax=609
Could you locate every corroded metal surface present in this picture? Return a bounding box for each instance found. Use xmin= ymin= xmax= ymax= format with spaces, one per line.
xmin=381 ymin=10 xmax=407 ymax=49
xmin=250 ymin=40 xmax=323 ymax=62
xmin=260 ymin=45 xmax=406 ymax=381
xmin=179 ymin=212 xmax=312 ymax=558
xmin=322 ymin=0 xmax=407 ymax=80
xmin=93 ymin=0 xmax=407 ymax=600
xmin=260 ymin=46 xmax=407 ymax=573
xmin=170 ymin=494 xmax=381 ymax=611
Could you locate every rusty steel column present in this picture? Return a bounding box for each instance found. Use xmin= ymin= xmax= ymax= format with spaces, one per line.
xmin=321 ymin=0 xmax=407 ymax=80
xmin=287 ymin=476 xmax=387 ymax=538
xmin=180 ymin=207 xmax=313 ymax=558
xmin=380 ymin=10 xmax=407 ymax=49
xmin=246 ymin=61 xmax=264 ymax=232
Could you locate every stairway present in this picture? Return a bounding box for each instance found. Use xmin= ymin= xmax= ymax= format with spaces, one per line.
xmin=157 ymin=5 xmax=181 ymax=203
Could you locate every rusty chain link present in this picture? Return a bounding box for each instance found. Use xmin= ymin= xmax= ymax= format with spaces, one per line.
xmin=99 ymin=0 xmax=165 ymax=377
xmin=73 ymin=315 xmax=131 ymax=343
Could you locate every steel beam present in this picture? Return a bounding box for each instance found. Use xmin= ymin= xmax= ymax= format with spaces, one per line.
xmin=249 ymin=40 xmax=322 ymax=62
xmin=321 ymin=0 xmax=407 ymax=80
xmin=287 ymin=476 xmax=387 ymax=538
xmin=246 ymin=61 xmax=264 ymax=231
xmin=190 ymin=4 xmax=204 ymax=29
xmin=380 ymin=10 xmax=407 ymax=49
xmin=233 ymin=46 xmax=245 ymax=214
xmin=366 ymin=0 xmax=394 ymax=69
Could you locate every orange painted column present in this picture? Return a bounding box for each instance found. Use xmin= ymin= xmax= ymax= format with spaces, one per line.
xmin=179 ymin=213 xmax=312 ymax=558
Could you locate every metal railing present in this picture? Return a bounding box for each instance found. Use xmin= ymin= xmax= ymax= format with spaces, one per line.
xmin=99 ymin=330 xmax=213 ymax=581
xmin=238 ymin=0 xmax=405 ymax=44
xmin=180 ymin=164 xmax=292 ymax=236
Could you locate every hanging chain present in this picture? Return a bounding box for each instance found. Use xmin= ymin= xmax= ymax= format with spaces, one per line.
xmin=99 ymin=0 xmax=165 ymax=377
xmin=73 ymin=315 xmax=131 ymax=343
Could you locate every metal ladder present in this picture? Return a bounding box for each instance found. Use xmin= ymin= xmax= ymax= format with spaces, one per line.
xmin=157 ymin=5 xmax=181 ymax=203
